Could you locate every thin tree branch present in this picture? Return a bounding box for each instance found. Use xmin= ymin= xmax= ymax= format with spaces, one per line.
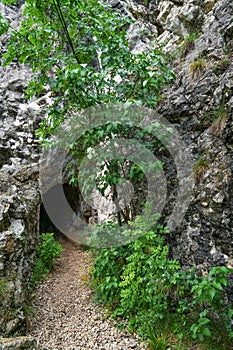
xmin=52 ymin=0 xmax=81 ymax=64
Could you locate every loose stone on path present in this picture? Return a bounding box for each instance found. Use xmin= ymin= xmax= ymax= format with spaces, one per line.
xmin=31 ymin=236 xmax=147 ymax=350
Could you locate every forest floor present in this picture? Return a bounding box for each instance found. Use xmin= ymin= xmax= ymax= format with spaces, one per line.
xmin=31 ymin=234 xmax=148 ymax=350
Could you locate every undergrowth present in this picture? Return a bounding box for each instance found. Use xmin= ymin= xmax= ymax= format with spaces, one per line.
xmin=31 ymin=233 xmax=63 ymax=287
xmin=91 ymin=214 xmax=233 ymax=350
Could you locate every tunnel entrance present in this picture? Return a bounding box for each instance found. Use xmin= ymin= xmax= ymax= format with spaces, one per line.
xmin=39 ymin=183 xmax=95 ymax=235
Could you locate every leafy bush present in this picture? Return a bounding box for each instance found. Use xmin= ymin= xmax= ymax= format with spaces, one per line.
xmin=190 ymin=266 xmax=233 ymax=341
xmin=91 ymin=244 xmax=128 ymax=306
xmin=2 ymin=0 xmax=175 ymax=226
xmin=91 ymin=215 xmax=233 ymax=348
xmin=32 ymin=233 xmax=63 ymax=286
xmin=2 ymin=0 xmax=175 ymax=138
xmin=0 ymin=13 xmax=9 ymax=36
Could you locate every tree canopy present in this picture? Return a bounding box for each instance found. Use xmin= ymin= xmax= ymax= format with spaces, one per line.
xmin=1 ymin=0 xmax=175 ymax=224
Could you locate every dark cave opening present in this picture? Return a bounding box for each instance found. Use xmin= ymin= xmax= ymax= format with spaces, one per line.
xmin=39 ymin=183 xmax=83 ymax=235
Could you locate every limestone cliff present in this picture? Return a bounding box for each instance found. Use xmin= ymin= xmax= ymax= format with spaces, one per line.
xmin=118 ymin=0 xmax=233 ymax=270
xmin=0 ymin=0 xmax=232 ymax=345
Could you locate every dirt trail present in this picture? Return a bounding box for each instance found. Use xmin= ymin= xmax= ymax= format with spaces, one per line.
xmin=31 ymin=235 xmax=147 ymax=350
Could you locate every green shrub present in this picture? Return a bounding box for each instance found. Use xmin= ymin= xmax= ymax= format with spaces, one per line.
xmin=91 ymin=244 xmax=128 ymax=306
xmin=0 ymin=13 xmax=9 ymax=36
xmin=91 ymin=214 xmax=233 ymax=349
xmin=190 ymin=266 xmax=233 ymax=341
xmin=2 ymin=0 xmax=175 ymax=140
xmin=32 ymin=233 xmax=63 ymax=286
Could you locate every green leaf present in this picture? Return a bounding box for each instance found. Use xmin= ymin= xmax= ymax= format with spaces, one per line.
xmin=199 ymin=317 xmax=210 ymax=326
xmin=202 ymin=327 xmax=211 ymax=337
xmin=209 ymin=287 xmax=216 ymax=300
xmin=212 ymin=281 xmax=223 ymax=290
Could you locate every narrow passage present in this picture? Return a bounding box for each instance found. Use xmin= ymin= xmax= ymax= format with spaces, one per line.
xmin=31 ymin=235 xmax=147 ymax=350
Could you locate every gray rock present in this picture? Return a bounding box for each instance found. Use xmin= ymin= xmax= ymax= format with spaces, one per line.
xmin=119 ymin=0 xmax=233 ymax=271
xmin=0 ymin=336 xmax=39 ymax=350
xmin=0 ymin=0 xmax=233 ymax=339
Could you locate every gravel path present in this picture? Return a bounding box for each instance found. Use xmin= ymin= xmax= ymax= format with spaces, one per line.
xmin=31 ymin=236 xmax=148 ymax=350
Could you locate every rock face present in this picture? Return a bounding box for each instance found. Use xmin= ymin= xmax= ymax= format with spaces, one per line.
xmin=123 ymin=0 xmax=233 ymax=270
xmin=0 ymin=336 xmax=39 ymax=350
xmin=0 ymin=2 xmax=41 ymax=339
xmin=0 ymin=0 xmax=232 ymax=342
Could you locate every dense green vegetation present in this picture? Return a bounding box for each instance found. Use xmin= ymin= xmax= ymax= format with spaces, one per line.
xmin=1 ymin=1 xmax=233 ymax=348
xmin=1 ymin=0 xmax=174 ymax=129
xmin=91 ymin=216 xmax=233 ymax=349
xmin=32 ymin=233 xmax=63 ymax=286
xmin=1 ymin=0 xmax=175 ymax=224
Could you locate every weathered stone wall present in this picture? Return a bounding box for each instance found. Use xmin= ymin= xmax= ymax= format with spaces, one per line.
xmin=122 ymin=0 xmax=233 ymax=270
xmin=0 ymin=0 xmax=232 ymax=345
xmin=0 ymin=2 xmax=41 ymax=341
